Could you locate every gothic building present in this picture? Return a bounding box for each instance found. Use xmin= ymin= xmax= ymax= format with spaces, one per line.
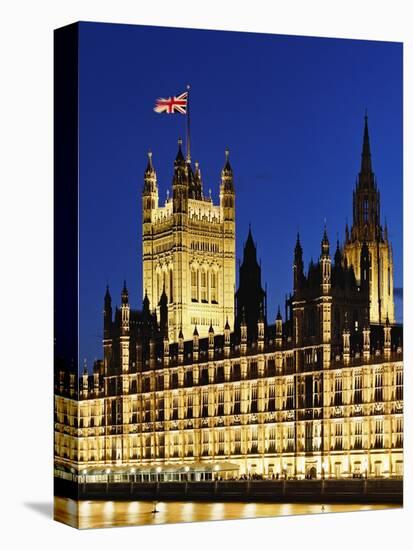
xmin=142 ymin=140 xmax=235 ymax=342
xmin=54 ymin=117 xmax=403 ymax=482
xmin=344 ymin=116 xmax=395 ymax=324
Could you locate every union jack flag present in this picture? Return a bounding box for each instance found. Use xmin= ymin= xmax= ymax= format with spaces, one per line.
xmin=154 ymin=91 xmax=188 ymax=114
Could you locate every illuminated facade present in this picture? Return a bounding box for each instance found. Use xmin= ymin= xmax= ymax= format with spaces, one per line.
xmin=343 ymin=116 xmax=395 ymax=324
xmin=142 ymin=140 xmax=235 ymax=342
xmin=54 ymin=118 xmax=403 ymax=482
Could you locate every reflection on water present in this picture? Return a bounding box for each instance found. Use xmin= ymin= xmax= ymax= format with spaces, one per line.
xmin=55 ymin=497 xmax=400 ymax=529
xmin=54 ymin=497 xmax=400 ymax=529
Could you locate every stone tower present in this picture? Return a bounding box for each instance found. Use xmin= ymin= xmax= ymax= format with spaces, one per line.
xmin=142 ymin=140 xmax=236 ymax=342
xmin=344 ymin=116 xmax=395 ymax=324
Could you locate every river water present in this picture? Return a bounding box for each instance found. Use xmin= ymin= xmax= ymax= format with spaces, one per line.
xmin=54 ymin=497 xmax=400 ymax=529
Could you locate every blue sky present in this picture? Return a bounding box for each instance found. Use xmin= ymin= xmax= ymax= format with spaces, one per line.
xmin=78 ymin=22 xmax=402 ymax=368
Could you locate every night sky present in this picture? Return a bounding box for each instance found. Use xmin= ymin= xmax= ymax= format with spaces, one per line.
xmin=78 ymin=22 xmax=402 ymax=370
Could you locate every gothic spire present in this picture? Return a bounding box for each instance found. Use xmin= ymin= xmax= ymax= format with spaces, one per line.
xmin=104 ymin=285 xmax=111 ymax=307
xmin=221 ymin=148 xmax=234 ymax=192
xmin=360 ymin=113 xmax=372 ymax=175
xmin=334 ymin=239 xmax=342 ymax=266
xmin=175 ymin=138 xmax=185 ymax=166
xmin=121 ymin=280 xmax=129 ymax=304
xmin=321 ymin=224 xmax=330 ymax=256
xmin=294 ymin=232 xmax=303 ymax=261
xmin=143 ymin=150 xmax=157 ymax=194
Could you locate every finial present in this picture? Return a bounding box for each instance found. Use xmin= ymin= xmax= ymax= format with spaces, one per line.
xmin=186 ymin=84 xmax=190 ymax=91
xmin=225 ymin=148 xmax=229 ymax=160
xmin=178 ymin=137 xmax=183 ymax=146
xmin=148 ymin=150 xmax=152 ymax=159
xmin=365 ymin=107 xmax=368 ymax=120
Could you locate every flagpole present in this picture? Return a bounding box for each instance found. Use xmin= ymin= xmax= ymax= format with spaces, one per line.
xmin=186 ymin=84 xmax=191 ymax=162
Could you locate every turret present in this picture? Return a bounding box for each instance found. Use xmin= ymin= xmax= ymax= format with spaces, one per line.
xmin=208 ymin=322 xmax=215 ymax=360
xmin=293 ymin=233 xmax=304 ymax=293
xmin=172 ymin=138 xmax=188 ymax=214
xmin=384 ymin=315 xmax=391 ymax=359
xmin=235 ymin=227 xmax=266 ymax=338
xmin=334 ymin=240 xmax=342 ymax=267
xmin=275 ymin=306 xmax=282 ymax=349
xmin=362 ymin=312 xmax=371 ymax=361
xmin=178 ymin=327 xmax=184 ymax=364
xmin=188 ymin=160 xmax=203 ymax=200
xmin=143 ymin=290 xmax=150 ymax=319
xmin=342 ymin=314 xmax=350 ymax=365
xmin=240 ymin=309 xmax=247 ymax=355
xmin=93 ymin=360 xmax=100 ymax=394
xmin=163 ymin=332 xmax=170 ymax=367
xmin=193 ymin=325 xmax=199 ymax=362
xmin=120 ymin=280 xmax=130 ymax=334
xmin=81 ymin=360 xmax=88 ymax=398
xmin=257 ymin=303 xmax=265 ymax=352
xmin=104 ymin=285 xmax=112 ymax=339
xmin=220 ymin=149 xmax=235 ymax=221
xmin=320 ymin=226 xmax=331 ymax=294
xmin=120 ymin=281 xmax=130 ymax=374
xmin=224 ymin=318 xmax=231 ymax=357
xmin=142 ymin=151 xmax=158 ymax=223
xmin=158 ymin=285 xmax=168 ymax=337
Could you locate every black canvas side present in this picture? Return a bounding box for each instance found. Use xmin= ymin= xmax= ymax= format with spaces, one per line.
xmin=53 ymin=22 xmax=79 ymax=521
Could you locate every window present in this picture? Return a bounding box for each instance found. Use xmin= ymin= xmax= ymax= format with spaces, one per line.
xmin=234 ymin=429 xmax=242 ymax=454
xmin=354 ymin=372 xmax=362 ymax=404
xmin=394 ymin=418 xmax=403 ymax=448
xmin=210 ymin=270 xmax=218 ymax=303
xmin=201 ymin=270 xmax=208 ymax=302
xmin=217 ymin=389 xmax=224 ymax=416
xmin=374 ymin=369 xmax=383 ymax=402
xmin=191 ymin=269 xmax=198 ymax=302
xmin=363 ymin=196 xmax=369 ymax=223
xmin=334 ymin=375 xmax=343 ymax=406
xmin=267 ymin=427 xmax=276 ymax=453
xmin=287 ymin=425 xmax=295 ymax=452
xmin=250 ymin=385 xmax=258 ymax=413
xmin=202 ymin=391 xmax=208 ymax=417
xmin=202 ymin=430 xmax=209 ymax=456
xmin=334 ymin=422 xmax=343 ymax=450
xmin=169 ymin=270 xmax=173 ymax=302
xmin=354 ymin=421 xmax=363 ymax=449
xmin=395 ymin=369 xmax=403 ymax=400
xmin=374 ymin=419 xmax=383 ymax=449
xmin=157 ymin=272 xmax=161 ymax=302
xmin=286 ymin=379 xmax=294 ymax=409
xmin=305 ymin=422 xmax=313 ymax=452
xmin=186 ymin=394 xmax=193 ymax=419
xmin=268 ymin=383 xmax=276 ymax=412
xmin=388 ymin=267 xmax=391 ymax=296
xmin=233 ymin=388 xmax=241 ymax=414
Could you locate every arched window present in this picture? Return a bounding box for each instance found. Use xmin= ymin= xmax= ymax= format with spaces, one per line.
xmin=363 ymin=196 xmax=369 ymax=223
xmin=210 ymin=270 xmax=218 ymax=303
xmin=191 ymin=268 xmax=198 ymax=302
xmin=169 ymin=269 xmax=173 ymax=303
xmin=157 ymin=272 xmax=161 ymax=302
xmin=201 ymin=269 xmax=208 ymax=302
xmin=388 ymin=267 xmax=391 ymax=296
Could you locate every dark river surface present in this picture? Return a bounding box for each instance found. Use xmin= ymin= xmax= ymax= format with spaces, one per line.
xmin=54 ymin=497 xmax=400 ymax=529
